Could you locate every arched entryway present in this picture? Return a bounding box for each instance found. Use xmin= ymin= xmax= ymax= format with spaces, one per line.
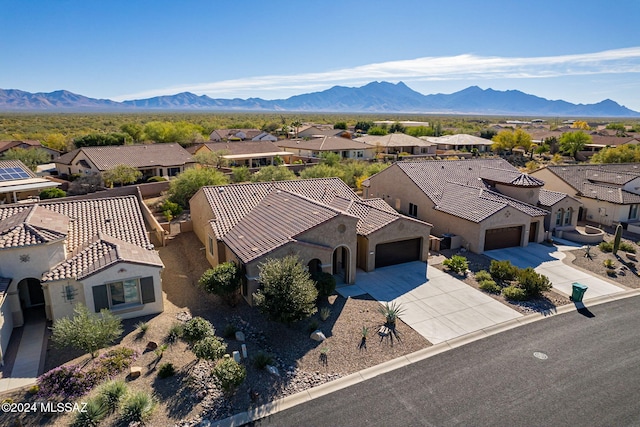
xmin=17 ymin=278 xmax=46 ymax=323
xmin=307 ymin=258 xmax=322 ymax=276
xmin=332 ymin=246 xmax=350 ymax=283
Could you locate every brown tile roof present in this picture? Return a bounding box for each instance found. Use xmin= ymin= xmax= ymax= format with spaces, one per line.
xmin=588 ymin=136 xmax=640 ymax=147
xmin=392 ymin=159 xmax=548 ymax=222
xmin=479 ymin=166 xmax=545 ymax=187
xmin=276 ymin=136 xmax=372 ymax=151
xmin=195 ymin=141 xmax=290 ymax=156
xmin=538 ymin=189 xmax=574 ymax=207
xmin=43 ymin=232 xmax=162 ymax=282
xmin=355 ymin=134 xmax=433 ymax=148
xmin=55 ymin=144 xmax=194 ymax=171
xmin=544 ymin=164 xmax=640 ymax=204
xmin=424 ymin=134 xmax=493 ymax=146
xmin=0 ymin=195 xmax=161 ymax=280
xmin=210 ymin=129 xmax=265 ymax=141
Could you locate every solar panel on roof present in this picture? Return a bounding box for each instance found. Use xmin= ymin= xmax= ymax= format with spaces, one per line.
xmin=0 ymin=166 xmax=31 ymax=181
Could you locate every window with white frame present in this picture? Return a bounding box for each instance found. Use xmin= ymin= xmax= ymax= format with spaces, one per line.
xmin=555 ymin=210 xmax=563 ymax=226
xmin=630 ymin=204 xmax=639 ymax=220
xmin=109 ymin=279 xmax=140 ymax=306
xmin=564 ymin=208 xmax=572 ymax=226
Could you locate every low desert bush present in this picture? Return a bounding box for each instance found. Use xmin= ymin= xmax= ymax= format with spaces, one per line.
xmin=599 ymin=241 xmax=613 ymax=253
xmin=313 ymin=271 xmax=337 ymax=298
xmin=603 ymin=259 xmax=615 ymax=269
xmin=166 ymin=322 xmax=183 ymax=343
xmin=70 ymin=395 xmax=108 ymax=427
xmin=479 ymin=279 xmax=501 ymax=294
xmin=37 ymin=365 xmax=95 ymax=399
xmin=182 ymin=317 xmax=215 ymax=344
xmin=212 ymin=355 xmax=247 ymax=393
xmin=120 ymin=390 xmax=158 ymax=424
xmin=97 ymin=379 xmax=127 ymax=413
xmin=320 ymin=307 xmax=332 ymax=321
xmin=253 ymin=351 xmax=274 ymax=370
xmin=223 ymin=323 xmax=237 ymax=339
xmin=95 ymin=347 xmax=138 ymax=378
xmin=135 ymin=321 xmax=149 ymax=335
xmin=192 ymin=336 xmax=227 ymax=361
xmin=474 ymin=270 xmax=492 ymax=282
xmin=307 ymin=319 xmax=320 ymax=333
xmin=517 ymin=267 xmax=552 ymax=297
xmin=502 ymin=285 xmax=528 ymax=301
xmin=619 ymin=242 xmax=636 ymax=253
xmin=489 ymin=260 xmax=519 ymax=282
xmin=157 ymin=363 xmax=176 ymax=379
xmin=443 ymin=255 xmax=469 ymax=275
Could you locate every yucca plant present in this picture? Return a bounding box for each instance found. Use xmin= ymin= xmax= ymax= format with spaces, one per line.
xmin=70 ymin=396 xmax=108 ymax=427
xmin=319 ymin=307 xmax=332 ymax=321
xmin=378 ymin=301 xmax=405 ymax=327
xmin=97 ymin=379 xmax=127 ymax=413
xmin=120 ymin=390 xmax=157 ymax=424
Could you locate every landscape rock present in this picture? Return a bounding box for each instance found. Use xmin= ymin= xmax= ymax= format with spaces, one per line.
xmin=232 ymin=351 xmax=241 ymax=363
xmin=235 ymin=331 xmax=245 ymax=342
xmin=129 ymin=366 xmax=142 ymax=379
xmin=310 ymin=330 xmax=326 ymax=342
xmin=145 ymin=341 xmax=158 ymax=352
xmin=266 ymin=365 xmax=280 ymax=377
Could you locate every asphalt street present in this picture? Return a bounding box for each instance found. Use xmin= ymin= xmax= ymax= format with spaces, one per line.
xmin=254 ymin=296 xmax=640 ymax=427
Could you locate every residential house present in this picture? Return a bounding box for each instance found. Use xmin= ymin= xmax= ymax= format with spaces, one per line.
xmin=373 ymin=121 xmax=430 ymax=128
xmin=531 ymin=163 xmax=640 ymax=231
xmin=187 ymin=141 xmax=294 ymax=168
xmin=362 ymin=159 xmax=580 ymax=253
xmin=0 ymin=195 xmax=164 ymax=364
xmin=423 ymin=134 xmax=494 ymax=155
xmin=0 ymin=140 xmax=60 ymax=161
xmin=296 ymin=126 xmax=347 ymax=139
xmin=275 ymin=137 xmax=375 ymax=160
xmin=190 ymin=178 xmax=432 ymax=304
xmin=54 ymin=144 xmax=195 ymax=179
xmin=354 ymin=134 xmax=436 ymax=157
xmin=0 ymin=160 xmax=62 ymax=204
xmin=577 ymin=135 xmax=640 ymax=160
xmin=209 ymin=129 xmax=277 ymax=142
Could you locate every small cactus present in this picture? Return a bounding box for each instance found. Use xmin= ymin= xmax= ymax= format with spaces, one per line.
xmin=613 ymin=223 xmax=623 ymax=255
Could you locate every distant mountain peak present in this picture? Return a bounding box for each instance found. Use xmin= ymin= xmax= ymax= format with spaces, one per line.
xmin=0 ymin=83 xmax=637 ymax=116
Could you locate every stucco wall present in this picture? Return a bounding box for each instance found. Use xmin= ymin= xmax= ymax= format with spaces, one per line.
xmin=496 ymin=184 xmax=541 ymax=206
xmin=362 ymin=218 xmax=432 ymax=271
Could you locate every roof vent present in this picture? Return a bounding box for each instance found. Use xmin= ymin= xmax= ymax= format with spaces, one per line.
xmin=218 ymin=188 xmax=224 ymax=193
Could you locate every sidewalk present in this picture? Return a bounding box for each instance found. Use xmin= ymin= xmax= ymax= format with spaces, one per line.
xmin=0 ymin=318 xmax=47 ymax=393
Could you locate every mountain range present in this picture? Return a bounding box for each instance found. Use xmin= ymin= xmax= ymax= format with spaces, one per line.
xmin=0 ymin=82 xmax=638 ymax=117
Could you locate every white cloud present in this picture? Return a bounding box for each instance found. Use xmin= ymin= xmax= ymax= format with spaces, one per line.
xmin=113 ymin=47 xmax=640 ymax=101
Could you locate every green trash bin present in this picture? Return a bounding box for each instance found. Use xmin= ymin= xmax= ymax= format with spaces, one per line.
xmin=571 ymin=282 xmax=588 ymax=302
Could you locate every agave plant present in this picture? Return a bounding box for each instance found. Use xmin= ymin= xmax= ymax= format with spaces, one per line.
xmin=378 ymin=301 xmax=406 ymax=327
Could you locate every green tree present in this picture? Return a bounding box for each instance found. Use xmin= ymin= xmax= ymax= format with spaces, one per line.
xmin=253 ymin=255 xmax=318 ymax=323
xmin=231 ymin=166 xmax=251 ymax=183
xmin=319 ymin=151 xmax=341 ymax=167
xmin=51 ymin=305 xmax=123 ymax=358
xmin=193 ymin=150 xmax=230 ymax=168
xmin=367 ymin=126 xmax=388 ymax=136
xmin=212 ymin=355 xmax=246 ymax=393
xmin=290 ymin=120 xmax=302 ymax=138
xmin=74 ymin=133 xmax=127 ymax=148
xmin=591 ymin=144 xmax=640 ymax=163
xmin=42 ymin=133 xmax=69 ymax=152
xmin=491 ymin=129 xmax=532 ymax=153
xmin=559 ymin=131 xmax=591 ymax=159
xmin=299 ymin=163 xmax=345 ymax=181
xmin=168 ymin=167 xmax=229 ymax=208
xmin=354 ymin=121 xmax=373 ymax=133
xmin=103 ymin=164 xmax=142 ymax=187
xmin=1 ymin=147 xmax=50 ymax=171
xmin=389 ymin=122 xmax=405 ymax=133
xmin=250 ymin=165 xmax=296 ymax=182
xmin=192 ymin=336 xmax=227 ymax=361
xmin=120 ymin=123 xmax=144 ymax=143
xmin=333 ymin=122 xmax=347 ymax=130
xmin=39 ymin=187 xmax=66 ymax=199
xmin=405 ymin=126 xmax=431 ymax=137
xmin=198 ymin=262 xmax=242 ymax=306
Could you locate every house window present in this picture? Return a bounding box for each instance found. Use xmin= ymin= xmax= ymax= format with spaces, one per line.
xmin=409 ymin=203 xmax=418 ymax=217
xmin=208 ymin=236 xmax=214 ymax=256
xmin=356 ymin=151 xmax=363 ymax=158
xmin=167 ymin=167 xmax=181 ymax=177
xmin=109 ymin=279 xmax=140 ymax=306
xmin=564 ymin=208 xmax=572 ymax=226
xmin=630 ymin=204 xmax=639 ymax=220
xmin=555 ymin=210 xmax=563 ymax=226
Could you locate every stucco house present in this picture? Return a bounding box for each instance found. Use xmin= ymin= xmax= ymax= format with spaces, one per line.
xmin=209 ymin=129 xmax=277 ymax=142
xmin=423 ymin=134 xmax=494 ymax=154
xmin=363 ymin=159 xmax=579 ymax=253
xmin=0 ymin=140 xmax=60 ymax=161
xmin=274 ymin=137 xmax=375 ymax=160
xmin=190 ymin=178 xmax=432 ymax=305
xmin=531 ymin=163 xmax=640 ymax=231
xmin=0 ymin=195 xmax=164 ymax=365
xmin=187 ymin=141 xmax=294 ymax=168
xmin=54 ymin=144 xmax=195 ymax=180
xmin=354 ymin=133 xmax=436 ymax=157
xmin=0 ymin=160 xmax=62 ymax=204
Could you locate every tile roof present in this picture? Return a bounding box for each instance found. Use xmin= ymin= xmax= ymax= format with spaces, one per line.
xmin=424 ymin=134 xmax=494 ymax=146
xmin=43 ymin=232 xmax=162 ymax=282
xmin=200 ymin=178 xmax=429 ymax=262
xmin=479 ymin=166 xmax=545 ymax=187
xmin=55 ymin=144 xmax=194 ymax=171
xmin=210 ymin=129 xmax=265 ymax=140
xmin=194 ymin=141 xmax=290 ymax=156
xmin=354 ymin=134 xmax=433 ymax=148
xmin=276 ymin=136 xmax=372 ymax=151
xmin=588 ymin=135 xmax=640 ymax=147
xmin=434 ymin=182 xmax=547 ymax=223
xmin=0 ymin=195 xmax=160 ymax=281
xmin=544 ymin=164 xmax=640 ymax=204
xmin=392 ymin=159 xmax=548 ymax=222
xmin=538 ymin=189 xmax=573 ymax=207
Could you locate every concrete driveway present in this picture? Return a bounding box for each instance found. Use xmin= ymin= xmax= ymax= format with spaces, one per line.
xmin=485 ymin=243 xmax=625 ymax=301
xmin=337 ymin=261 xmax=522 ymax=344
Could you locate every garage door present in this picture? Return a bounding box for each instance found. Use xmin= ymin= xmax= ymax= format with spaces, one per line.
xmin=375 ymin=238 xmax=421 ymax=268
xmin=484 ymin=226 xmax=522 ymax=251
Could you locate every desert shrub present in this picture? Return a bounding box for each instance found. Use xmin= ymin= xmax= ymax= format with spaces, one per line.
xmin=166 ymin=322 xmax=183 ymax=343
xmin=182 ymin=317 xmax=215 ymax=344
xmin=443 ymin=255 xmax=469 ymax=275
xmin=37 ymin=365 xmax=95 ymax=399
xmin=379 ymin=301 xmax=406 ymax=326
xmin=198 ymin=262 xmax=242 ymax=305
xmin=212 ymin=355 xmax=246 ymax=393
xmin=474 ymin=270 xmax=492 ymax=282
xmin=599 ymin=241 xmax=613 ymax=253
xmin=320 ymin=307 xmax=332 ymax=321
xmin=619 ymin=242 xmax=636 ymax=253
xmin=135 ymin=321 xmax=149 ymax=335
xmin=223 ymin=323 xmax=237 ymax=339
xmin=157 ymin=363 xmax=176 ymax=379
xmin=312 ymin=271 xmax=337 ymax=298
xmin=97 ymin=379 xmax=128 ymax=413
xmin=192 ymin=336 xmax=227 ymax=361
xmin=502 ymin=285 xmax=528 ymax=301
xmin=253 ymin=255 xmax=318 ymax=324
xmin=489 ymin=260 xmax=519 ymax=282
xmin=307 ymin=319 xmax=319 ymax=333
xmin=517 ymin=267 xmax=552 ymax=297
xmin=120 ymin=390 xmax=157 ymax=424
xmin=253 ymin=351 xmax=274 ymax=370
xmin=39 ymin=187 xmax=66 ymax=199
xmin=146 ymin=175 xmax=166 ymax=182
xmin=70 ymin=395 xmax=108 ymax=427
xmin=95 ymin=347 xmax=138 ymax=378
xmin=28 ymin=385 xmax=39 ymax=395
xmin=479 ymin=279 xmax=501 ymax=293
xmin=603 ymin=259 xmax=615 ymax=269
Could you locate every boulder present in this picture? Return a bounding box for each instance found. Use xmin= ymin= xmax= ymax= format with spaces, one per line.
xmin=232 ymin=351 xmax=241 ymax=363
xmin=235 ymin=331 xmax=246 ymax=342
xmin=310 ymin=330 xmax=326 ymax=342
xmin=266 ymin=365 xmax=280 ymax=377
xmin=129 ymin=366 xmax=142 ymax=379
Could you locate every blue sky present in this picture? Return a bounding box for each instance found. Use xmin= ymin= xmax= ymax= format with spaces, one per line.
xmin=2 ymin=0 xmax=640 ymax=111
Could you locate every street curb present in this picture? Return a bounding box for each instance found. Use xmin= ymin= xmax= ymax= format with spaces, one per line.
xmin=211 ymin=289 xmax=640 ymax=427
